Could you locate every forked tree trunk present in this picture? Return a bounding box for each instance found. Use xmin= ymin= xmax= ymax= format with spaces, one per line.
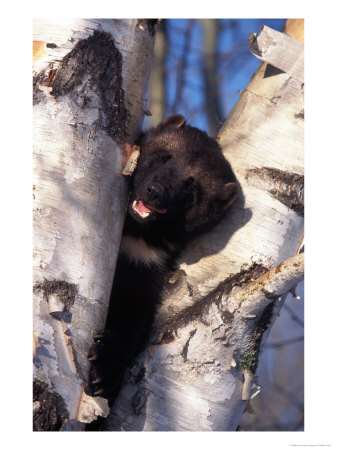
xmin=33 ymin=19 xmax=155 ymax=431
xmin=101 ymin=21 xmax=304 ymax=431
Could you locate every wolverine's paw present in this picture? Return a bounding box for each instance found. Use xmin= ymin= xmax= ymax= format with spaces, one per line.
xmin=85 ymin=330 xmax=126 ymax=400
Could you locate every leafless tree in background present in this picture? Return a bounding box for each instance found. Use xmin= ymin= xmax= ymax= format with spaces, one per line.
xmin=148 ymin=20 xmax=167 ymax=124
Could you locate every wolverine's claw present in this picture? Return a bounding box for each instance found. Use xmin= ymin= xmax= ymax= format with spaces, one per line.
xmin=94 ymin=388 xmax=104 ymax=396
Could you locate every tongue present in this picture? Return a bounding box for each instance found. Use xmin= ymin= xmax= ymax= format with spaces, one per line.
xmin=136 ymin=200 xmax=152 ymax=214
xmin=136 ymin=198 xmax=167 ymax=214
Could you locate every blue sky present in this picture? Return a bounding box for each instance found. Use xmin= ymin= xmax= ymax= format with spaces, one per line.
xmin=162 ymin=19 xmax=285 ymax=133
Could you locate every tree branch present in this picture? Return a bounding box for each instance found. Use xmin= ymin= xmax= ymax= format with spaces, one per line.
xmin=238 ymin=253 xmax=304 ymax=316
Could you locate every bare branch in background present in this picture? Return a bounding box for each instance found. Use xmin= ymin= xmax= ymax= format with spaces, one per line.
xmin=283 ymin=303 xmax=304 ymax=328
xmin=201 ymin=19 xmax=223 ymax=136
xmin=148 ymin=20 xmax=167 ymax=124
xmin=170 ymin=20 xmax=194 ymax=115
xmin=265 ymin=336 xmax=304 ymax=348
xmin=265 ymin=381 xmax=304 ymax=412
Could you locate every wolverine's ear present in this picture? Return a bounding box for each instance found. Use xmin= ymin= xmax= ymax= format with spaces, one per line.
xmin=221 ymin=182 xmax=239 ymax=211
xmin=156 ymin=114 xmax=186 ymax=131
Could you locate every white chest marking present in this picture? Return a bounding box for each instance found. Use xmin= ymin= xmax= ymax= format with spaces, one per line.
xmin=120 ymin=235 xmax=167 ymax=267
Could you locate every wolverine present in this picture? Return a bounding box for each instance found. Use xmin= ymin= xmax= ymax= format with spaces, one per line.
xmin=86 ymin=114 xmax=239 ymax=402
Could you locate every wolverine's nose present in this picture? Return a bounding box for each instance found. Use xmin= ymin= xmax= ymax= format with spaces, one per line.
xmin=146 ymin=182 xmax=164 ymax=201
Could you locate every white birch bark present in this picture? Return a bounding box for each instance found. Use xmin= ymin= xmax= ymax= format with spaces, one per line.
xmin=103 ymin=23 xmax=304 ymax=431
xmin=33 ymin=19 xmax=155 ymax=430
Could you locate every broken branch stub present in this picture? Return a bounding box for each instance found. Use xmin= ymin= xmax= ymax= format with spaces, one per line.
xmin=248 ymin=25 xmax=304 ymax=83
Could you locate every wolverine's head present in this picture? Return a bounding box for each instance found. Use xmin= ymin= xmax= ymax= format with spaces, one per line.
xmin=128 ymin=115 xmax=239 ymax=233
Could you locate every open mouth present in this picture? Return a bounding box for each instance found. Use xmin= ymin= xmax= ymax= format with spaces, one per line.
xmin=131 ymin=197 xmax=167 ymax=219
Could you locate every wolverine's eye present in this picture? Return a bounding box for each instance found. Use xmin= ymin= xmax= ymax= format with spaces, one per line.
xmin=155 ymin=150 xmax=171 ymax=164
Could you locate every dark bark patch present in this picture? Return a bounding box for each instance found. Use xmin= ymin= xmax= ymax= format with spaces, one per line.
xmin=33 ymin=380 xmax=69 ymax=431
xmin=181 ymin=329 xmax=197 ymax=362
xmin=129 ymin=366 xmax=146 ymax=385
xmin=129 ymin=365 xmax=148 ymax=416
xmin=264 ymin=64 xmax=285 ymax=78
xmin=49 ymin=310 xmax=72 ymax=323
xmin=33 ymin=279 xmax=78 ymax=310
xmin=246 ymin=167 xmax=304 ymax=216
xmin=43 ymin=68 xmax=58 ymax=87
xmin=33 ymin=72 xmax=47 ymax=104
xmin=33 ymin=67 xmax=58 ymax=99
xmin=222 ymin=310 xmax=234 ymax=323
xmin=295 ymin=109 xmax=304 ymax=120
xmin=33 ymin=30 xmax=127 ymax=140
xmin=68 ymin=337 xmax=86 ymax=380
xmin=238 ymin=301 xmax=274 ymax=375
xmin=132 ymin=389 xmax=149 ymax=416
xmin=158 ymin=263 xmax=268 ymax=344
xmin=51 ymin=30 xmax=126 ymax=141
xmin=35 ymin=336 xmax=56 ymax=361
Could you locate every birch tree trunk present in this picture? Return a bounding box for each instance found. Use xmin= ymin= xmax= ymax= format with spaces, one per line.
xmin=102 ymin=21 xmax=304 ymax=431
xmin=33 ymin=19 xmax=155 ymax=431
